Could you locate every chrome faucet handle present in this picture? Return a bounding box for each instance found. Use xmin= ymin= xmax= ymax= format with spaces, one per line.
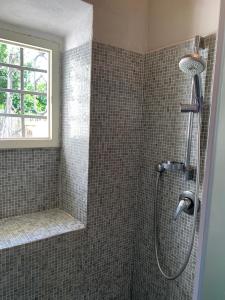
xmin=174 ymin=198 xmax=192 ymax=221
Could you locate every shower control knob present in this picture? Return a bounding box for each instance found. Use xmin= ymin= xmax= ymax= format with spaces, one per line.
xmin=174 ymin=198 xmax=192 ymax=220
xmin=174 ymin=191 xmax=200 ymax=221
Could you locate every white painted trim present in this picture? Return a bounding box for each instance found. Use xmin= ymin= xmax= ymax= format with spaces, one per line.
xmin=193 ymin=0 xmax=225 ymax=299
xmin=0 ymin=27 xmax=60 ymax=148
xmin=0 ymin=113 xmax=47 ymax=119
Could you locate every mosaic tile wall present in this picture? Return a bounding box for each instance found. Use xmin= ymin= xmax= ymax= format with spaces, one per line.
xmin=0 ymin=35 xmax=216 ymax=299
xmin=0 ymin=148 xmax=60 ymax=219
xmin=0 ymin=41 xmax=143 ymax=299
xmin=132 ymin=34 xmax=216 ymax=300
xmin=60 ymin=42 xmax=92 ymax=224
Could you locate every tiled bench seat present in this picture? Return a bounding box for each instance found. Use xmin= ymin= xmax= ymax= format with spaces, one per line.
xmin=0 ymin=208 xmax=84 ymax=250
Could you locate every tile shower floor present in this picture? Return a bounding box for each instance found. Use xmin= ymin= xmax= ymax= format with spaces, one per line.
xmin=0 ymin=208 xmax=84 ymax=250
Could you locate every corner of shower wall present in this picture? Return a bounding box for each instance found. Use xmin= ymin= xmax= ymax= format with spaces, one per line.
xmin=87 ymin=40 xmax=144 ymax=298
xmin=132 ymin=33 xmax=217 ymax=300
xmin=60 ymin=40 xmax=92 ymax=225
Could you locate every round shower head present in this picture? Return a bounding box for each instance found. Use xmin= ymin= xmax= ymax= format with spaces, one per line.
xmin=179 ymin=53 xmax=206 ymax=76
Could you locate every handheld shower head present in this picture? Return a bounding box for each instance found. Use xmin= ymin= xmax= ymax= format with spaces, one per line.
xmin=179 ymin=36 xmax=206 ymax=113
xmin=179 ymin=53 xmax=206 ymax=76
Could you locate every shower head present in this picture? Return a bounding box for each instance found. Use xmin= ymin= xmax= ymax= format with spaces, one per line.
xmin=179 ymin=53 xmax=206 ymax=76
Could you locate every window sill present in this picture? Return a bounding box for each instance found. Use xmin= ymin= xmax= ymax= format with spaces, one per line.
xmin=0 ymin=208 xmax=85 ymax=250
xmin=0 ymin=138 xmax=60 ymax=149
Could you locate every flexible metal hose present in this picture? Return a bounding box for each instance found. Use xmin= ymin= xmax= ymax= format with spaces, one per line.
xmin=154 ymin=113 xmax=201 ymax=280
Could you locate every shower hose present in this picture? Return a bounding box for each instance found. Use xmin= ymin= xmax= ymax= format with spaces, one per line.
xmin=154 ymin=112 xmax=201 ymax=280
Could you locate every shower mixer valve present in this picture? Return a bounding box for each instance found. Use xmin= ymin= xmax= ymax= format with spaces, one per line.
xmin=174 ymin=191 xmax=200 ymax=220
xmin=155 ymin=161 xmax=185 ymax=173
xmin=174 ymin=191 xmax=194 ymax=220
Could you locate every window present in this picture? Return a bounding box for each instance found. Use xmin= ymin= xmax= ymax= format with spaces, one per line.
xmin=0 ymin=40 xmax=50 ymax=139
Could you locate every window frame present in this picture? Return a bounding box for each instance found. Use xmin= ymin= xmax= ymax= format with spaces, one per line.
xmin=0 ymin=40 xmax=50 ymax=140
xmin=0 ymin=28 xmax=60 ymax=149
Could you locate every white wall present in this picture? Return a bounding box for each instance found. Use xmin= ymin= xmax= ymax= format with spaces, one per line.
xmin=88 ymin=0 xmax=149 ymax=53
xmin=88 ymin=0 xmax=220 ymax=53
xmin=0 ymin=0 xmax=220 ymax=53
xmin=147 ymin=0 xmax=220 ymax=51
xmin=64 ymin=5 xmax=93 ymax=50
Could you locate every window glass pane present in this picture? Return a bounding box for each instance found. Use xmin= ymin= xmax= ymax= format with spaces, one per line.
xmin=24 ymin=94 xmax=47 ymax=115
xmin=0 ymin=116 xmax=22 ymax=138
xmin=24 ymin=70 xmax=47 ymax=93
xmin=0 ymin=92 xmax=21 ymax=114
xmin=35 ymin=95 xmax=47 ymax=115
xmin=0 ymin=66 xmax=7 ymax=88
xmin=0 ymin=66 xmax=21 ymax=90
xmin=24 ymin=118 xmax=48 ymax=138
xmin=23 ymin=48 xmax=48 ymax=70
xmin=0 ymin=92 xmax=6 ymax=113
xmin=12 ymin=93 xmax=21 ymax=114
xmin=0 ymin=42 xmax=20 ymax=65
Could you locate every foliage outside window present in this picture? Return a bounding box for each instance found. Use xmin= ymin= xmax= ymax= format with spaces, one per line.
xmin=0 ymin=40 xmax=50 ymax=139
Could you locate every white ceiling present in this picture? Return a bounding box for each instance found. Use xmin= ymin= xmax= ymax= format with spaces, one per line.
xmin=0 ymin=0 xmax=91 ymax=39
